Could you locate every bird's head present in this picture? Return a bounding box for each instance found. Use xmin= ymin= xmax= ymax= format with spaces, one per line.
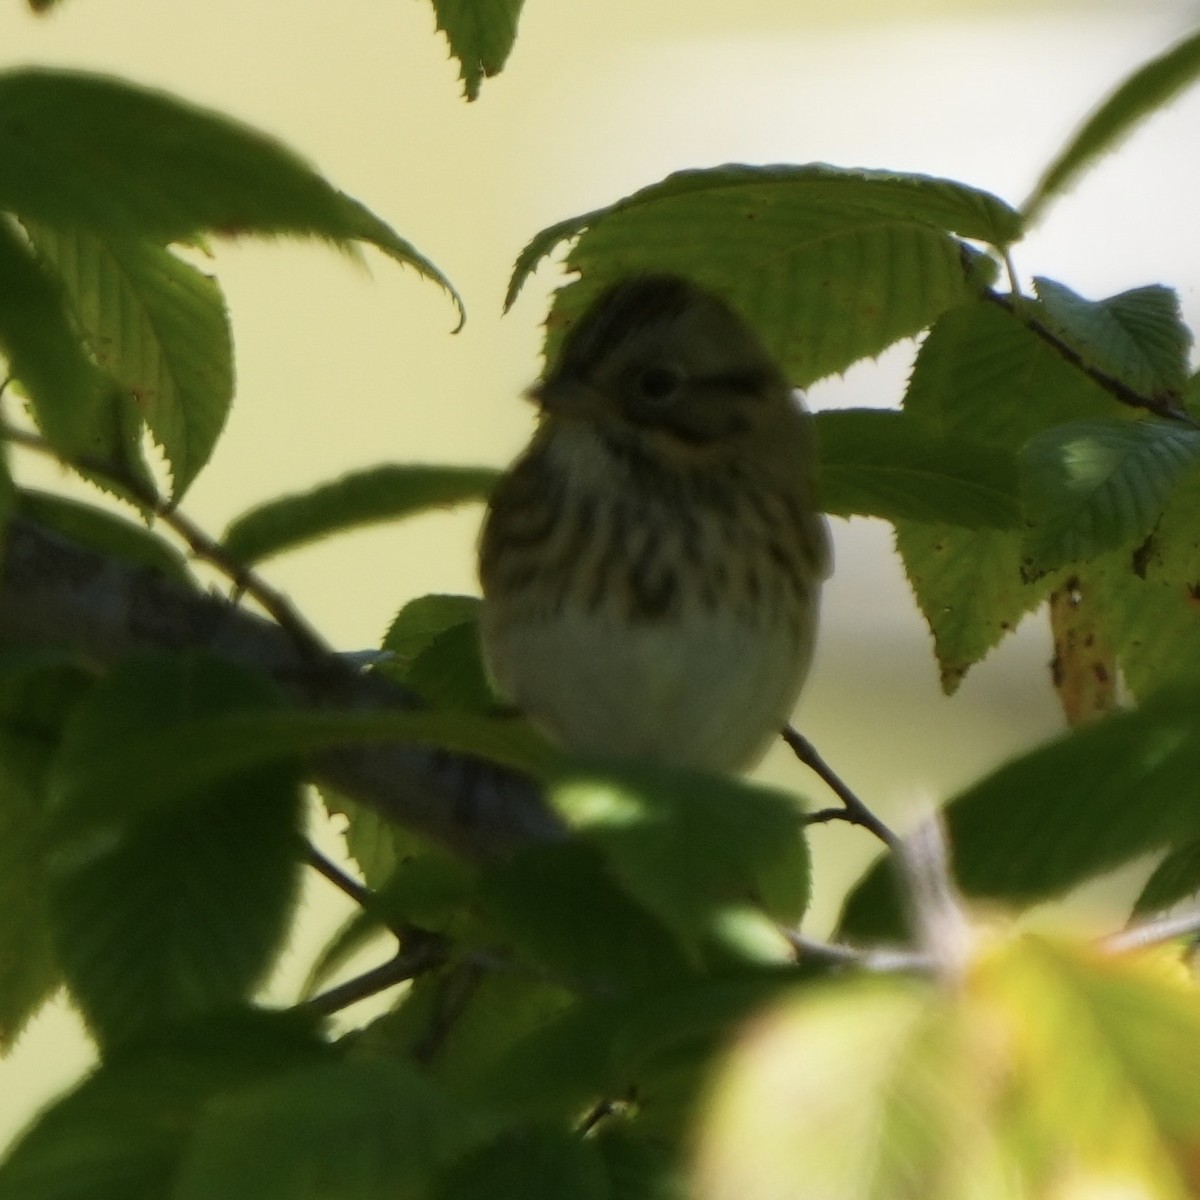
xmin=530 ymin=275 xmax=801 ymax=458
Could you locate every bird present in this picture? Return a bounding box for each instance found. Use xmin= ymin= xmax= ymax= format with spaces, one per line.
xmin=478 ymin=274 xmax=831 ymax=773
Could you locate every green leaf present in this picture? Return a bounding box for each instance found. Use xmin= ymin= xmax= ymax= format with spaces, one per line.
xmin=815 ymin=408 xmax=1019 ymax=529
xmin=1084 ymin=468 xmax=1200 ymax=697
xmin=428 ymin=0 xmax=527 ymax=102
xmin=550 ymin=760 xmax=809 ymax=960
xmin=1033 ymin=279 xmax=1191 ymax=402
xmin=1132 ymin=839 xmax=1200 ymax=918
xmin=838 ymin=685 xmax=1200 ymax=940
xmin=464 ymin=998 xmax=626 ymax=1121
xmin=896 ymin=300 xmax=1117 ymax=691
xmin=507 ymin=164 xmax=1015 ymax=384
xmin=0 ymin=729 xmax=59 ymax=1052
xmin=47 ymin=654 xmax=303 ymax=1046
xmin=0 ymin=68 xmax=462 ymax=320
xmin=222 ymin=464 xmax=499 ymax=564
xmin=406 ymin=622 xmax=497 ymax=713
xmin=382 ymin=593 xmax=483 ymax=672
xmin=173 ymin=1058 xmax=473 ymax=1200
xmin=355 ymin=970 xmax=574 ymax=1108
xmin=433 ymin=1126 xmax=610 ymax=1200
xmin=0 ymin=216 xmax=110 ymax=458
xmin=322 ymin=791 xmax=406 ymax=891
xmin=479 ymin=843 xmax=694 ymax=992
xmin=0 ymin=1009 xmax=329 ymax=1200
xmin=24 ymin=223 xmax=234 ymax=499
xmin=50 ymin=690 xmax=560 ymax=831
xmin=0 ymin=652 xmax=93 ymax=1051
xmin=375 ymin=597 xmax=501 ymax=738
xmin=1024 ymin=27 xmax=1200 ymax=225
xmin=592 ymin=1124 xmax=683 ymax=1200
xmin=16 ymin=490 xmax=190 ymax=582
xmin=1019 ymin=417 xmax=1200 ymax=578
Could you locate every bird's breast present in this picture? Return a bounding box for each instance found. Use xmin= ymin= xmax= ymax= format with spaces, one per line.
xmin=479 ymin=422 xmax=823 ymax=771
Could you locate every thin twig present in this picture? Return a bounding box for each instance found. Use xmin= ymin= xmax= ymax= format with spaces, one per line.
xmin=782 ymin=725 xmax=900 ymax=849
xmin=982 ymin=289 xmax=1196 ymax=425
xmin=1103 ymin=907 xmax=1200 ymax=955
xmin=781 ymin=928 xmax=933 ymax=973
xmin=0 ymin=421 xmax=329 ymax=657
xmin=304 ymin=841 xmax=372 ymax=909
xmin=302 ymin=933 xmax=447 ymax=1017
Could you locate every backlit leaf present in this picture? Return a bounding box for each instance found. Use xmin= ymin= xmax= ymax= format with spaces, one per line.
xmin=1024 ymin=27 xmax=1200 ymax=225
xmin=507 ymin=164 xmax=1016 ymax=385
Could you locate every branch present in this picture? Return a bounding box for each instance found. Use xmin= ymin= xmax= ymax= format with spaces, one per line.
xmin=0 ymin=515 xmax=565 ymax=861
xmin=781 ymin=928 xmax=933 ymax=973
xmin=783 ymin=725 xmax=899 ymax=849
xmin=1 ymin=421 xmax=330 ymax=655
xmin=982 ymin=289 xmax=1196 ymax=425
xmin=302 ymin=931 xmax=448 ymax=1017
xmin=305 ymin=841 xmax=373 ymax=909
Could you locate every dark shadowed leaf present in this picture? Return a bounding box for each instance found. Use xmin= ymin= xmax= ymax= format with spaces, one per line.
xmin=377 ymin=595 xmax=500 ymax=728
xmin=507 ymin=164 xmax=1015 ymax=385
xmin=433 ymin=1126 xmax=609 ymax=1200
xmin=0 ymin=1009 xmax=328 ymax=1200
xmin=222 ymin=465 xmax=498 ymax=564
xmin=16 ymin=490 xmax=190 ymax=582
xmin=1082 ymin=469 xmax=1200 ymax=699
xmin=1019 ymin=418 xmax=1200 ymax=578
xmin=46 ymin=654 xmax=304 ymax=1046
xmin=0 ymin=69 xmax=462 ymax=317
xmin=0 ymin=217 xmax=110 ymax=459
xmin=549 ymin=760 xmax=809 ymax=959
xmin=480 ymin=843 xmax=694 ymax=992
xmin=815 ymin=408 xmax=1019 ymax=529
xmin=1033 ymin=279 xmax=1191 ymax=401
xmin=382 ymin=594 xmax=483 ymax=673
xmin=0 ymin=651 xmax=93 ymax=1051
xmin=173 ymin=1058 xmax=472 ymax=1200
xmin=50 ymin=687 xmax=558 ymax=831
xmin=1132 ymin=839 xmax=1200 ymax=918
xmin=896 ymin=300 xmax=1117 ymax=691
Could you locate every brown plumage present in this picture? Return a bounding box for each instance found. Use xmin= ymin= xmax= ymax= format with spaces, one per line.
xmin=479 ymin=275 xmax=830 ymax=771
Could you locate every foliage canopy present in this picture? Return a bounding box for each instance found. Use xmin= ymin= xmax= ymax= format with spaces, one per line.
xmin=2 ymin=6 xmax=1200 ymax=1198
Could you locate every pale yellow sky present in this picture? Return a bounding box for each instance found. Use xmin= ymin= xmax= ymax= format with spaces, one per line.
xmin=2 ymin=0 xmax=1197 ymax=1149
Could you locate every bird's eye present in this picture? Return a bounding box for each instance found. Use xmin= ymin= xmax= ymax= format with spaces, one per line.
xmin=634 ymin=363 xmax=687 ymax=404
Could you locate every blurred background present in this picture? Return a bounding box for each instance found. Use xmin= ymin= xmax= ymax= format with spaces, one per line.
xmin=2 ymin=0 xmax=1198 ymax=1147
